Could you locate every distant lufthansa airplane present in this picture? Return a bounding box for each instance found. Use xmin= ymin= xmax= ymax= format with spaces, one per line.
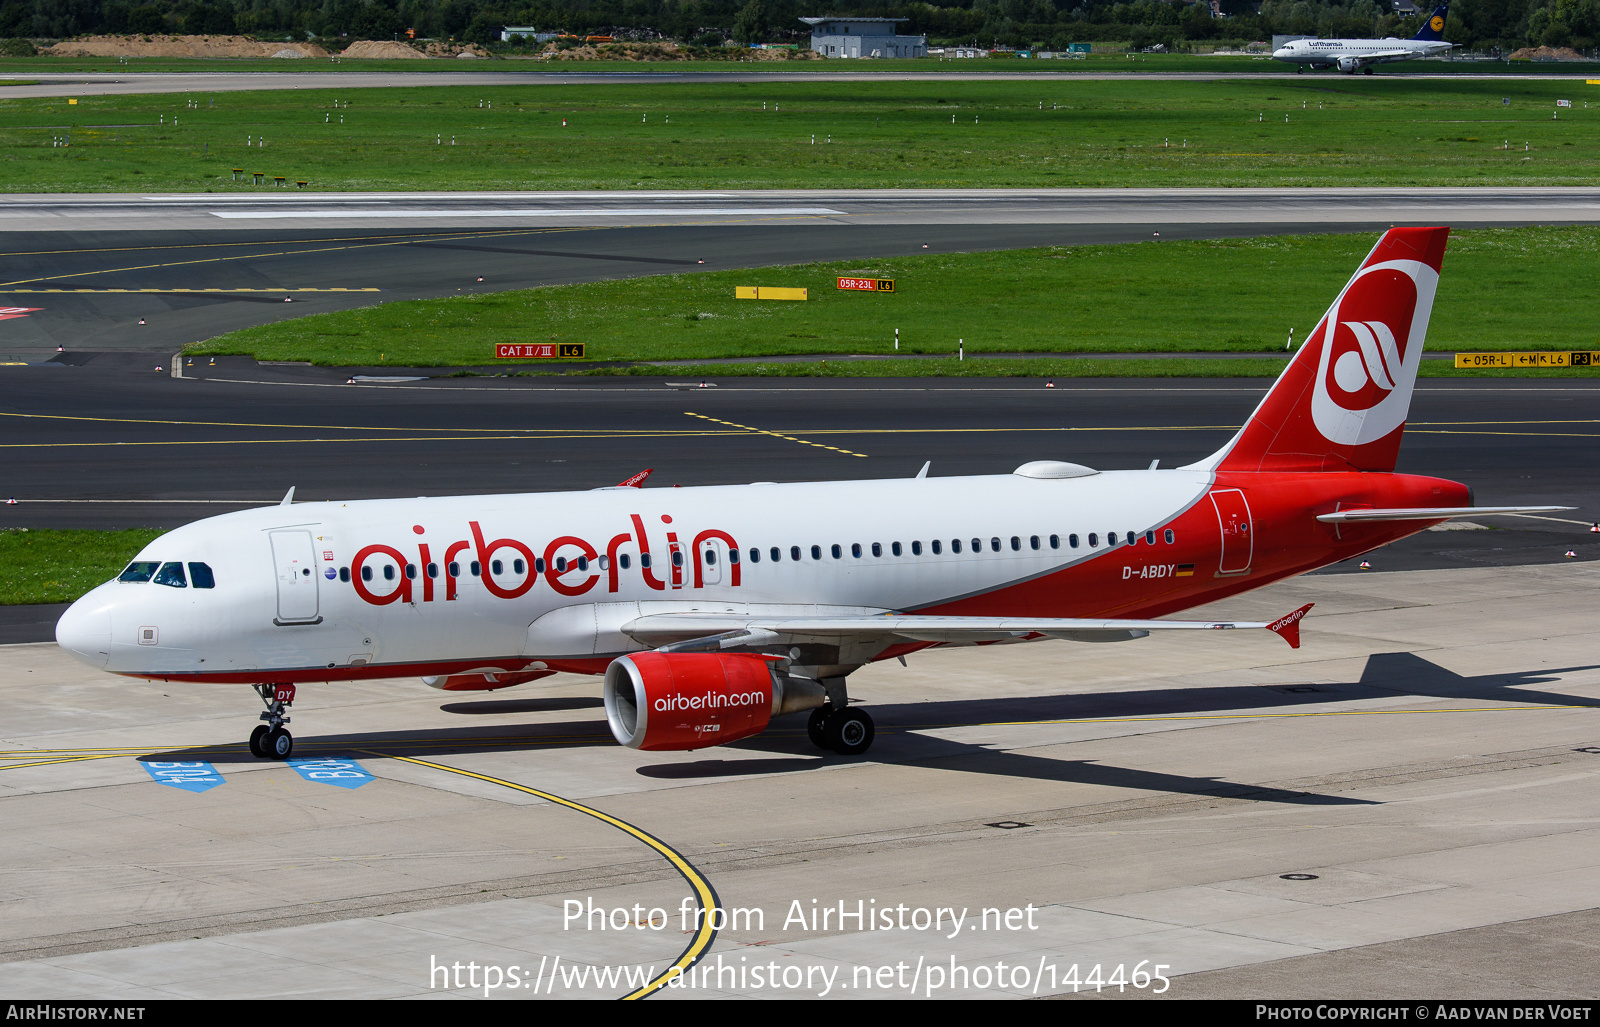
xmin=1273 ymin=4 xmax=1454 ymax=73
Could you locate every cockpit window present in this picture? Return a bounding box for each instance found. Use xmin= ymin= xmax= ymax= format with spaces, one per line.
xmin=188 ymin=562 xmax=215 ymax=589
xmin=119 ymin=561 xmax=159 ymax=583
xmin=153 ymin=562 xmax=187 ymax=588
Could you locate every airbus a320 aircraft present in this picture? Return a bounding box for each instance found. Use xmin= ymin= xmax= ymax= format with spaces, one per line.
xmin=57 ymin=227 xmax=1568 ymax=761
xmin=1272 ymin=4 xmax=1455 ymax=73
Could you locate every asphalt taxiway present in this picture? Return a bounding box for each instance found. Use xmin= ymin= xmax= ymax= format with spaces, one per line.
xmin=1 ymin=387 xmax=1596 ymax=996
xmin=1 ymin=356 xmax=1593 ymax=539
xmin=2 ymin=187 xmax=1595 ymax=364
xmin=2 ymin=560 xmax=1599 ymax=997
xmin=0 ymin=219 xmax=1385 ymax=362
xmin=5 ymin=187 xmax=1597 ymax=233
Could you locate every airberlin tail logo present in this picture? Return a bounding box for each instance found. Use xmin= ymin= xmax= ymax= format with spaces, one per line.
xmin=1334 ymin=318 xmax=1404 ymax=398
xmin=1308 ymin=259 xmax=1438 ymax=447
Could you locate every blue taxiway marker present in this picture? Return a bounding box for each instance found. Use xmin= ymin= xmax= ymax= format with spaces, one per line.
xmin=287 ymin=757 xmax=374 ymax=789
xmin=142 ymin=760 xmax=225 ymax=792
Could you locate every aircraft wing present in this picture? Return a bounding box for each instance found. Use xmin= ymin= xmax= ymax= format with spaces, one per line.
xmin=622 ymin=603 xmax=1313 ymax=650
xmin=1361 ymin=49 xmax=1424 ymax=61
xmin=1316 ymin=506 xmax=1574 ymax=523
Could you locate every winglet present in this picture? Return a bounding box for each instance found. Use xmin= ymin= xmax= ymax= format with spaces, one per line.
xmin=1267 ymin=603 xmax=1314 ymax=649
xmin=280 ymin=486 xmax=295 ymax=506
xmin=617 ymin=469 xmax=653 ymax=488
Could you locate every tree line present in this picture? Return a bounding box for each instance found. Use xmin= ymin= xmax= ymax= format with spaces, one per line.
xmin=1 ymin=0 xmax=1592 ymax=54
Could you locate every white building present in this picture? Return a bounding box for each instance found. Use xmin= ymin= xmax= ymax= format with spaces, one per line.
xmin=800 ymin=17 xmax=927 ymax=59
xmin=501 ymin=26 xmax=560 ymax=42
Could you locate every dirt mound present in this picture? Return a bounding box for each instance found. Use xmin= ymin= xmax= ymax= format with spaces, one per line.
xmin=747 ymin=47 xmax=816 ymax=60
xmin=336 ymin=39 xmax=427 ymax=59
xmin=534 ymin=40 xmax=817 ymax=61
xmin=1507 ymin=45 xmax=1586 ymax=60
xmin=47 ymin=35 xmax=328 ymax=58
xmin=420 ymin=41 xmax=493 ymax=58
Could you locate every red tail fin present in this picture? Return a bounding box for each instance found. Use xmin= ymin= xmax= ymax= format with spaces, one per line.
xmin=1194 ymin=227 xmax=1449 ymax=474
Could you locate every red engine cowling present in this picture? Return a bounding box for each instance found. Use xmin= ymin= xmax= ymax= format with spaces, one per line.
xmin=603 ymin=652 xmax=784 ymax=750
xmin=422 ymin=670 xmax=556 ymax=692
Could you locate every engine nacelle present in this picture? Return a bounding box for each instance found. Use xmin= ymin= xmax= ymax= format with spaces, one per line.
xmin=1337 ymin=56 xmax=1360 ymax=73
xmin=422 ymin=669 xmax=556 ymax=691
xmin=603 ymin=652 xmax=825 ymax=750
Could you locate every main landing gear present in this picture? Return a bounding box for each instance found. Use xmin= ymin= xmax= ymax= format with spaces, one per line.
xmin=249 ymin=683 xmax=295 ymax=760
xmin=807 ymin=704 xmax=875 ymax=756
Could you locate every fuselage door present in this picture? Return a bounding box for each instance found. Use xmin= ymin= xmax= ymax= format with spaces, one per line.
xmin=270 ymin=529 xmax=322 ymax=624
xmin=1209 ymin=489 xmax=1254 ymax=576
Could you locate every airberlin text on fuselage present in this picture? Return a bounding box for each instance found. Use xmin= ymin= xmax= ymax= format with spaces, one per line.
xmin=348 ymin=514 xmax=740 ymax=607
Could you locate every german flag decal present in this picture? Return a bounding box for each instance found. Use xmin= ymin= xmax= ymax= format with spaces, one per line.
xmin=1175 ymin=564 xmax=1195 ymax=577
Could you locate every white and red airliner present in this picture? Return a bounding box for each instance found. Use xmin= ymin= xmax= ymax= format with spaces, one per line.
xmin=55 ymin=227 xmax=1570 ymax=760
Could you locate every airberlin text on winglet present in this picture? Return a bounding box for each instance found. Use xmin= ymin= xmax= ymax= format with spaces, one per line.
xmin=1267 ymin=604 xmax=1315 ymax=650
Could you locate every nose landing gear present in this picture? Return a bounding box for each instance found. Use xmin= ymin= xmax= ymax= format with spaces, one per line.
xmin=249 ymin=684 xmax=295 ymax=759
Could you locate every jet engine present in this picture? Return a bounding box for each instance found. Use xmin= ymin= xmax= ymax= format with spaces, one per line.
xmin=422 ymin=669 xmax=556 ymax=691
xmin=1337 ymin=56 xmax=1360 ymax=72
xmin=603 ymin=652 xmax=825 ymax=750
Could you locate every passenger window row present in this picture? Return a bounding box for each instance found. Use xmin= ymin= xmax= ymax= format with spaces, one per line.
xmin=334 ymin=528 xmax=1181 ymax=583
xmin=742 ymin=528 xmax=1176 ymax=564
xmin=118 ymin=561 xmax=216 ymax=588
xmin=342 ymin=551 xmax=650 ymax=583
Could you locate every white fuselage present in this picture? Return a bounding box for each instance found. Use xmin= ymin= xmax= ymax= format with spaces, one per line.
xmin=56 ymin=467 xmax=1222 ymax=681
xmin=1271 ymin=37 xmax=1452 ymax=68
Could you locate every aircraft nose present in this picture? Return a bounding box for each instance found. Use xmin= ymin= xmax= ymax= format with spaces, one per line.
xmin=1272 ymin=47 xmax=1291 ymax=58
xmin=56 ymin=595 xmax=111 ymax=669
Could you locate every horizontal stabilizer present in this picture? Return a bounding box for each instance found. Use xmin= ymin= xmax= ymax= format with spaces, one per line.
xmin=1316 ymin=505 xmax=1574 ymax=523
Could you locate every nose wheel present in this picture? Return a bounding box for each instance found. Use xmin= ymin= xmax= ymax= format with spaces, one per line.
xmin=806 ymin=704 xmax=875 ymax=756
xmin=251 ymin=684 xmax=295 ymax=760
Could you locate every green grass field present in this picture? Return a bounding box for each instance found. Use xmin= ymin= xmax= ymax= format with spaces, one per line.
xmin=185 ymin=225 xmax=1600 ymax=370
xmin=3 ymin=76 xmax=1598 ymax=191
xmin=0 ymin=528 xmax=164 ymax=606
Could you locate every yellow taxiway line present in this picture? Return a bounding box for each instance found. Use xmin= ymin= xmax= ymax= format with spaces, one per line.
xmin=365 ymin=752 xmax=720 ymax=1000
xmin=686 ymin=411 xmax=868 ymax=458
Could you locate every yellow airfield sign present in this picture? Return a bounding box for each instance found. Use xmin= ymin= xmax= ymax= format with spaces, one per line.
xmin=1455 ymin=351 xmax=1600 ymax=369
xmin=736 ymin=286 xmax=807 ymax=301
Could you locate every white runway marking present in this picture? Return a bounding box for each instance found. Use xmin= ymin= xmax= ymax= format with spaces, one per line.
xmin=210 ymin=207 xmax=847 ymax=220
